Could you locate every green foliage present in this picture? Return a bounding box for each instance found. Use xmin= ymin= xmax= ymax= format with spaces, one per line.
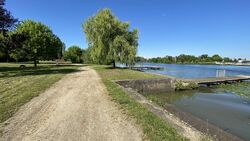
xmin=211 ymin=54 xmax=223 ymax=62
xmin=147 ymin=54 xmax=232 ymax=64
xmin=81 ymin=48 xmax=93 ymax=64
xmin=176 ymin=54 xmax=197 ymax=64
xmin=0 ymin=31 xmax=28 ymax=62
xmin=63 ymin=45 xmax=82 ymax=63
xmin=13 ymin=20 xmax=63 ymax=67
xmin=135 ymin=56 xmax=146 ymax=62
xmin=0 ymin=0 xmax=18 ymax=62
xmin=147 ymin=56 xmax=175 ymax=64
xmin=83 ymin=9 xmax=138 ymax=67
xmin=174 ymin=80 xmax=198 ymax=90
xmin=0 ymin=4 xmax=63 ymax=64
xmin=0 ymin=32 xmax=7 ymax=60
xmin=0 ymin=0 xmax=17 ymax=31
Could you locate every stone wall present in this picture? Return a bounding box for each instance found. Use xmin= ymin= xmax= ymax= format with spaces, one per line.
xmin=115 ymin=78 xmax=175 ymax=94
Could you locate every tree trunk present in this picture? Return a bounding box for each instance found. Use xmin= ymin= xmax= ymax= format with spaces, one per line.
xmin=34 ymin=56 xmax=37 ymax=67
xmin=6 ymin=50 xmax=9 ymax=62
xmin=112 ymin=60 xmax=116 ymax=68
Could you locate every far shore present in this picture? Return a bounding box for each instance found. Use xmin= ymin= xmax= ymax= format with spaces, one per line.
xmin=142 ymin=62 xmax=250 ymax=66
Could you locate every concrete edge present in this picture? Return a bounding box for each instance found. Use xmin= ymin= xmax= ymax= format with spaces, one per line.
xmin=113 ymin=81 xmax=244 ymax=141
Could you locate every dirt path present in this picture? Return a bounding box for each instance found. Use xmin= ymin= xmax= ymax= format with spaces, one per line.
xmin=0 ymin=66 xmax=142 ymax=141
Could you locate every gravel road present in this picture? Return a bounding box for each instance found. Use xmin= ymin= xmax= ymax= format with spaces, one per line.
xmin=0 ymin=66 xmax=142 ymax=141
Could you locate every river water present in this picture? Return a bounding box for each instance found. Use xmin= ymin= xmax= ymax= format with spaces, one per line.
xmin=142 ymin=63 xmax=250 ymax=78
xmin=140 ymin=63 xmax=250 ymax=140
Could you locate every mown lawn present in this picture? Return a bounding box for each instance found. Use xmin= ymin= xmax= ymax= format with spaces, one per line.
xmin=93 ymin=65 xmax=187 ymax=141
xmin=0 ymin=63 xmax=82 ymax=123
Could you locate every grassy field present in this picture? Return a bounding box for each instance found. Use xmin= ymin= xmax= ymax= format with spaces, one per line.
xmin=0 ymin=63 xmax=82 ymax=123
xmin=93 ymin=65 xmax=187 ymax=141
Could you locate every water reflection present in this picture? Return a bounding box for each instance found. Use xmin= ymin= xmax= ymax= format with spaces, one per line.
xmin=216 ymin=69 xmax=226 ymax=77
xmin=146 ymin=88 xmax=213 ymax=104
xmin=144 ymin=89 xmax=250 ymax=140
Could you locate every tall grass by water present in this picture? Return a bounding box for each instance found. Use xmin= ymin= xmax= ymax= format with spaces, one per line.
xmin=93 ymin=65 xmax=187 ymax=141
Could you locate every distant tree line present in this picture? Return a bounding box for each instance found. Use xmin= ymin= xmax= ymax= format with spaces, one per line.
xmin=0 ymin=0 xmax=64 ymax=67
xmin=63 ymin=45 xmax=92 ymax=64
xmin=144 ymin=54 xmax=240 ymax=64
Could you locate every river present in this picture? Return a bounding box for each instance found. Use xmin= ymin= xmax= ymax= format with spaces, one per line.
xmin=140 ymin=63 xmax=250 ymax=140
xmin=142 ymin=63 xmax=250 ymax=78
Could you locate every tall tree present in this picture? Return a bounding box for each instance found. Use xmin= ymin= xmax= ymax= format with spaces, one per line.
xmin=223 ymin=57 xmax=232 ymax=62
xmin=81 ymin=48 xmax=92 ymax=64
xmin=199 ymin=54 xmax=210 ymax=62
xmin=0 ymin=0 xmax=17 ymax=32
xmin=13 ymin=20 xmax=63 ymax=67
xmin=212 ymin=54 xmax=223 ymax=62
xmin=63 ymin=45 xmax=82 ymax=63
xmin=0 ymin=31 xmax=27 ymax=62
xmin=83 ymin=9 xmax=138 ymax=68
xmin=0 ymin=0 xmax=18 ymax=61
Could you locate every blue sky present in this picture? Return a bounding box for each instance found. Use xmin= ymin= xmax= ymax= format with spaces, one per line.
xmin=6 ymin=0 xmax=250 ymax=59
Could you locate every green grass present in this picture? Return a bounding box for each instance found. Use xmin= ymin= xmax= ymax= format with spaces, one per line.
xmin=93 ymin=65 xmax=165 ymax=80
xmin=93 ymin=65 xmax=187 ymax=141
xmin=0 ymin=63 xmax=82 ymax=123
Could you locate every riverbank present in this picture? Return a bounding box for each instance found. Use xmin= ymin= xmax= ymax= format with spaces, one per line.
xmin=145 ymin=88 xmax=246 ymax=141
xmin=93 ymin=65 xmax=207 ymax=141
xmin=99 ymin=64 xmax=250 ymax=140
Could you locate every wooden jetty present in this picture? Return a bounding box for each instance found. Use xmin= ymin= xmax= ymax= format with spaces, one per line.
xmin=185 ymin=75 xmax=250 ymax=86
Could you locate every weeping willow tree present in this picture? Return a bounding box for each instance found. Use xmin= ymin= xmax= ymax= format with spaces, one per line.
xmin=83 ymin=9 xmax=138 ymax=68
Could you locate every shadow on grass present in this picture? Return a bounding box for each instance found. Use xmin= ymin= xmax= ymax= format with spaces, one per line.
xmin=103 ymin=66 xmax=129 ymax=70
xmin=0 ymin=64 xmax=87 ymax=78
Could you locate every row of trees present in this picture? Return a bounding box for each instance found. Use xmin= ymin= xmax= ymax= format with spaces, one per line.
xmin=146 ymin=54 xmax=235 ymax=64
xmin=0 ymin=0 xmax=64 ymax=67
xmin=1 ymin=6 xmax=139 ymax=68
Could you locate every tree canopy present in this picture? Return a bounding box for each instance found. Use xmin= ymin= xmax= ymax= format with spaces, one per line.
xmin=13 ymin=20 xmax=63 ymax=67
xmin=83 ymin=9 xmax=138 ymax=67
xmin=0 ymin=0 xmax=17 ymax=32
xmin=147 ymin=54 xmax=233 ymax=64
xmin=0 ymin=0 xmax=19 ymax=61
xmin=0 ymin=31 xmax=28 ymax=62
xmin=211 ymin=54 xmax=223 ymax=62
xmin=63 ymin=45 xmax=82 ymax=63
